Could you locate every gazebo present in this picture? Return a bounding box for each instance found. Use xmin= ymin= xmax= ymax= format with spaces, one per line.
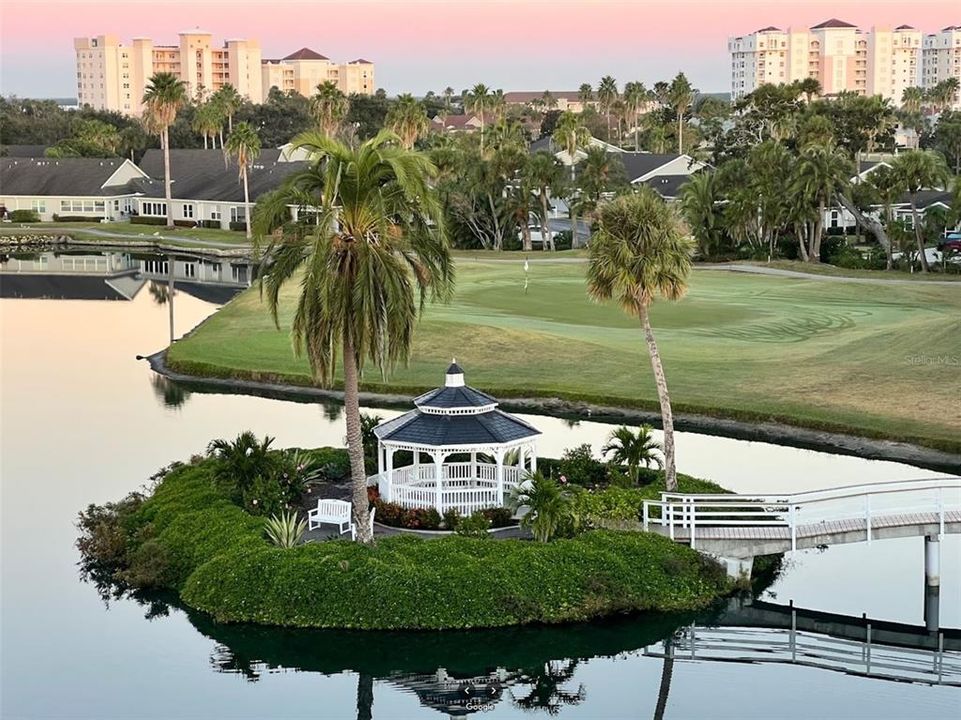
xmin=371 ymin=361 xmax=541 ymax=516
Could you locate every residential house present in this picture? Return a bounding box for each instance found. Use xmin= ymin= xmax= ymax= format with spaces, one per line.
xmin=0 ymin=156 xmax=148 ymax=221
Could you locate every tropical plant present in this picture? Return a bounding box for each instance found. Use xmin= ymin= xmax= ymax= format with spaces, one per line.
xmin=207 ymin=431 xmax=277 ymax=502
xmin=551 ymin=111 xmax=590 ymax=179
xmin=142 ymin=72 xmax=188 ymax=228
xmin=623 ymin=81 xmax=648 ymax=150
xmin=788 ymin=143 xmax=851 ymax=262
xmin=464 ymin=83 xmax=493 ymax=153
xmin=578 ymin=83 xmax=594 ymax=108
xmin=602 ymin=425 xmax=663 ymax=483
xmin=224 ymin=122 xmax=262 ymax=239
xmin=509 ymin=472 xmax=571 ymax=542
xmin=212 ymin=84 xmax=243 ymax=133
xmin=798 ymin=77 xmax=821 ymax=103
xmin=309 ymin=80 xmax=350 ymax=137
xmin=252 ymin=131 xmax=453 ymax=542
xmin=597 ymin=75 xmax=619 ymax=142
xmin=524 ymin=150 xmax=565 ymax=251
xmin=587 ymin=190 xmax=694 ymax=491
xmin=577 ymin=146 xmax=626 ymax=215
xmin=264 ymin=510 xmax=307 ymax=548
xmin=679 ymin=171 xmax=724 ymax=257
xmin=667 ymin=72 xmax=696 ymax=154
xmin=889 ymin=150 xmax=950 ymax=273
xmin=192 ymin=102 xmax=222 ymax=149
xmin=385 ymin=93 xmax=430 ymax=149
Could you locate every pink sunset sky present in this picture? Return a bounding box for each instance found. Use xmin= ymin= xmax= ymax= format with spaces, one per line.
xmin=0 ymin=0 xmax=957 ymax=97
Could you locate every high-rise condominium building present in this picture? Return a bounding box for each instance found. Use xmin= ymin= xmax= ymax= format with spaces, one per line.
xmin=922 ymin=26 xmax=961 ymax=109
xmin=75 ymin=31 xmax=263 ymax=114
xmin=261 ymin=48 xmax=375 ymax=97
xmin=729 ymin=19 xmax=922 ymax=103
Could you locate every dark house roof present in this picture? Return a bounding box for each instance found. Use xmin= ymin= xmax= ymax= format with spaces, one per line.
xmin=756 ymin=26 xmax=782 ymax=33
xmin=899 ymin=190 xmax=953 ymax=209
xmin=375 ymin=409 xmax=539 ymax=446
xmin=811 ymin=19 xmax=857 ymax=29
xmin=619 ymin=152 xmax=686 ymax=182
xmin=895 ymin=24 xmax=915 ymax=30
xmin=529 ymin=136 xmax=553 ymax=154
xmin=137 ymin=149 xmax=306 ymax=203
xmin=0 ymin=157 xmax=133 ymax=196
xmin=349 ymin=58 xmax=373 ymax=64
xmin=0 ymin=274 xmax=134 ymax=300
xmin=1 ymin=145 xmax=50 ymax=158
xmin=642 ymin=174 xmax=692 ymax=199
xmin=283 ymin=47 xmax=328 ymax=61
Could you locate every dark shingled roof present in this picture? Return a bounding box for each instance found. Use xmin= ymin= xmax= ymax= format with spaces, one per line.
xmin=1 ymin=144 xmax=50 ymax=158
xmin=137 ymin=149 xmax=306 ymax=203
xmin=756 ymin=26 xmax=782 ymax=33
xmin=414 ymin=384 xmax=495 ymax=410
xmin=349 ymin=58 xmax=373 ymax=64
xmin=811 ymin=18 xmax=857 ymax=29
xmin=0 ymin=157 xmax=131 ymax=196
xmin=375 ymin=409 xmax=540 ymax=446
xmin=895 ymin=24 xmax=915 ymax=30
xmin=619 ymin=152 xmax=686 ymax=182
xmin=642 ymin=174 xmax=693 ymax=199
xmin=0 ymin=274 xmax=136 ymax=301
xmin=283 ymin=47 xmax=328 ymax=61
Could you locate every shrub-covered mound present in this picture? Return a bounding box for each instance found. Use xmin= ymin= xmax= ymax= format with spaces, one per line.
xmin=87 ymin=459 xmax=730 ymax=630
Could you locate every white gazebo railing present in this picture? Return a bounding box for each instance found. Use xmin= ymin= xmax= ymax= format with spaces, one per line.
xmin=372 ymin=463 xmax=524 ymax=516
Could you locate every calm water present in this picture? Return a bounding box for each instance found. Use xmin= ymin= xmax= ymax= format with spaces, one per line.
xmin=1 ymin=251 xmax=959 ymax=719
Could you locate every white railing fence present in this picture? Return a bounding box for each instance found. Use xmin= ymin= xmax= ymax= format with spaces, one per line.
xmin=642 ymin=477 xmax=961 ymax=550
xmin=370 ymin=463 xmax=525 ymax=516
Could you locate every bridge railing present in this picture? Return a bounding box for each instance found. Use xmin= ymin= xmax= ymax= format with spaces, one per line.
xmin=642 ymin=476 xmax=961 ymax=550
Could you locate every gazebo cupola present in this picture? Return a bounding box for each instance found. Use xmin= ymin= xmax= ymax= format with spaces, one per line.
xmin=371 ymin=361 xmax=540 ymax=516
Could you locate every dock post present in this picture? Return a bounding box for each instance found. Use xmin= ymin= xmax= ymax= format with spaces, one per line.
xmin=925 ymin=534 xmax=941 ymax=633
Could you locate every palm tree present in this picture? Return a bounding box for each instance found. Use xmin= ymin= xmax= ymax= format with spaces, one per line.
xmin=252 ymin=131 xmax=453 ymax=543
xmin=586 ymin=190 xmax=694 ymax=491
xmin=602 ymin=425 xmax=663 ymax=484
xmin=623 ymin=81 xmax=648 ymax=150
xmin=385 ymin=93 xmax=430 ymax=149
xmin=578 ymin=83 xmax=594 ymax=109
xmin=442 ymin=86 xmax=455 ymax=117
xmin=508 ymin=472 xmax=570 ymax=543
xmin=552 ymin=111 xmax=591 ymax=247
xmin=668 ymin=72 xmax=696 ymax=154
xmin=864 ymin=164 xmax=901 ymax=269
xmin=213 ymin=84 xmax=243 ymax=132
xmin=464 ymin=83 xmax=492 ymax=154
xmin=679 ymin=171 xmax=723 ymax=258
xmin=597 ymin=75 xmax=618 ymax=142
xmin=789 ymin=143 xmax=851 ymax=262
xmin=225 ymin=122 xmax=262 ymax=240
xmin=525 ymin=151 xmax=565 ymax=252
xmin=541 ymin=90 xmax=556 ymax=112
xmin=798 ymin=77 xmax=821 ymax=104
xmin=890 ymin=150 xmax=950 ymax=273
xmin=192 ymin=102 xmax=220 ymax=149
xmin=309 ymin=80 xmax=350 ymax=137
xmin=901 ymin=86 xmax=926 ymax=114
xmin=142 ymin=72 xmax=188 ymax=229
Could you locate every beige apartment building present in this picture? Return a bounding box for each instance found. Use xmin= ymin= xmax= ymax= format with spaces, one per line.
xmin=729 ymin=19 xmax=922 ymax=103
xmin=75 ymin=31 xmax=263 ymax=114
xmin=922 ymin=26 xmax=961 ymax=109
xmin=261 ymin=48 xmax=375 ymax=97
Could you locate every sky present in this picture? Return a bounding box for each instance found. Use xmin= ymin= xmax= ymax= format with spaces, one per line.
xmin=0 ymin=0 xmax=957 ymax=98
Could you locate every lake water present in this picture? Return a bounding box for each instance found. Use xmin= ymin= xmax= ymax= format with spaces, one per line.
xmin=1 ymin=251 xmax=959 ymax=719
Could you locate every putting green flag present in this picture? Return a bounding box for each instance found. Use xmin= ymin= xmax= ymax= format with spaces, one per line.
xmin=524 ymin=256 xmax=529 ymax=294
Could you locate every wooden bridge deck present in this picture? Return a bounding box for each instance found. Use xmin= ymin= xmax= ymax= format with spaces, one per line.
xmin=651 ymin=509 xmax=961 ymax=542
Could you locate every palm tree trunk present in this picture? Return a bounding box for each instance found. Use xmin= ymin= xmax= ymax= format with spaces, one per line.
xmin=522 ymin=218 xmax=532 ymax=252
xmin=228 ymin=113 xmax=233 ymax=133
xmin=343 ymin=336 xmax=373 ymax=543
xmin=540 ymin=193 xmax=554 ymax=252
xmin=911 ymin=200 xmax=930 ymax=273
xmin=162 ymin=127 xmax=174 ymax=230
xmin=677 ymin=113 xmax=683 ymax=154
xmin=653 ymin=638 xmax=675 ymax=720
xmin=639 ymin=304 xmax=676 ymax=492
xmin=202 ymin=135 xmax=208 ymax=150
xmin=356 ymin=673 xmax=374 ymax=720
xmin=242 ymin=167 xmax=252 ymax=241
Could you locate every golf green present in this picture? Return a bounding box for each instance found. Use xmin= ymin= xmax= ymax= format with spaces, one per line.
xmin=167 ymin=259 xmax=961 ymax=451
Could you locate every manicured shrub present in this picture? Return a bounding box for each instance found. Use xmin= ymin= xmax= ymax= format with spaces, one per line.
xmin=229 ymin=221 xmax=247 ymax=232
xmin=557 ymin=444 xmax=608 ymax=486
xmin=481 ymin=507 xmax=514 ymax=528
xmin=131 ymin=216 xmax=166 ymax=226
xmin=53 ymin=214 xmax=95 ymax=222
xmin=9 ymin=209 xmax=40 ymax=222
xmin=455 ymin=512 xmax=492 ymax=537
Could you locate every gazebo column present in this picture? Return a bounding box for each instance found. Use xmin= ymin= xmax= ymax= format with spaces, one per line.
xmin=470 ymin=451 xmax=477 ymax=485
xmin=530 ymin=442 xmax=537 ymax=474
xmin=495 ymin=447 xmax=505 ymax=506
xmin=434 ymin=450 xmax=444 ymax=513
xmin=385 ymin=445 xmax=394 ymax=502
xmin=413 ymin=449 xmax=420 ymax=483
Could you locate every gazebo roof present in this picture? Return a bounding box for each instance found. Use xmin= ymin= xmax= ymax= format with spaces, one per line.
xmin=375 ymin=362 xmax=540 ymax=448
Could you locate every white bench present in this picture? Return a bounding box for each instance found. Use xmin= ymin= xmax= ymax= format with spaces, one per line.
xmin=308 ymin=499 xmax=377 ymax=541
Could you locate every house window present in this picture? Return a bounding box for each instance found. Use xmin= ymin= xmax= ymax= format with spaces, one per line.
xmin=143 ymin=259 xmax=169 ymax=274
xmin=210 ymin=208 xmax=221 ymax=221
xmin=142 ymin=201 xmax=167 ymax=216
xmin=184 ymin=263 xmax=196 ymax=279
xmin=230 ymin=207 xmax=246 ymax=222
xmin=31 ymin=199 xmax=46 ymax=213
xmin=182 ymin=204 xmax=194 ymax=219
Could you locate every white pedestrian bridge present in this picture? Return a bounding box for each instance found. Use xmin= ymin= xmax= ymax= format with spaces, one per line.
xmin=642 ymin=477 xmax=961 ymax=555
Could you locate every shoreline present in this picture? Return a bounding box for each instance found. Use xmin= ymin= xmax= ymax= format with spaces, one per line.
xmin=0 ymin=231 xmax=252 ymax=258
xmin=146 ymin=349 xmax=961 ymax=474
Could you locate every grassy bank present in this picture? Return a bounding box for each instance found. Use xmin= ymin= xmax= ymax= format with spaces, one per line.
xmin=85 ymin=459 xmax=728 ymax=630
xmin=0 ymin=222 xmax=251 ymax=246
xmin=166 ymin=259 xmax=961 ymax=453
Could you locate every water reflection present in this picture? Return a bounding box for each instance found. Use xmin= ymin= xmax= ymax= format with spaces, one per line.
xmin=150 ymin=374 xmax=192 ymax=409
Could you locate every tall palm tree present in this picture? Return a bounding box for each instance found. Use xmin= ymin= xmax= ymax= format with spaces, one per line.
xmin=552 ymin=111 xmax=591 ymax=247
xmin=464 ymin=83 xmax=492 ymax=154
xmin=789 ymin=143 xmax=851 ymax=262
xmin=864 ymin=164 xmax=901 ymax=270
xmin=668 ymin=72 xmax=696 ymax=154
xmin=442 ymin=86 xmax=455 ymax=117
xmin=578 ymin=83 xmax=594 ymax=110
xmin=623 ymin=81 xmax=647 ymax=150
xmin=597 ymin=75 xmax=618 ymax=142
xmin=901 ymin=86 xmax=925 ymax=114
xmin=890 ymin=150 xmax=950 ymax=273
xmin=142 ymin=72 xmax=188 ymax=229
xmin=525 ymin=150 xmax=564 ymax=252
xmin=587 ymin=190 xmax=694 ymax=491
xmin=192 ymin=102 xmax=220 ymax=149
xmin=214 ymin=84 xmax=243 ymax=132
xmin=602 ymin=425 xmax=663 ymax=484
xmin=309 ymin=80 xmax=350 ymax=137
xmin=679 ymin=171 xmax=723 ymax=258
xmin=225 ymin=122 xmax=262 ymax=240
xmin=798 ymin=77 xmax=821 ymax=104
xmin=252 ymin=131 xmax=453 ymax=542
xmin=541 ymin=90 xmax=556 ymax=112
xmin=385 ymin=93 xmax=429 ymax=149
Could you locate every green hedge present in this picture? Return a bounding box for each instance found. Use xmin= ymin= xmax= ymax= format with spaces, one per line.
xmin=9 ymin=209 xmax=40 ymax=222
xmin=123 ymin=460 xmax=729 ymax=630
xmin=53 ymin=214 xmax=99 ymax=222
